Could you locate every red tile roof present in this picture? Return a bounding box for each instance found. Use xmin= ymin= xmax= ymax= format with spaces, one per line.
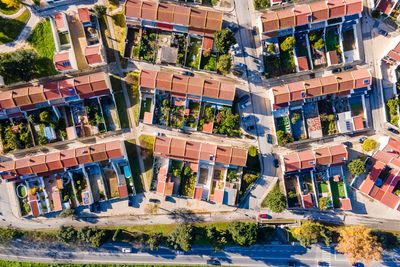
xmin=376 ymin=0 xmax=394 ymax=15
xmin=272 ymin=69 xmax=371 ymax=106
xmin=54 ymin=12 xmax=66 ymax=31
xmin=260 ymin=0 xmax=362 ymax=33
xmin=353 ymin=116 xmax=364 ymax=131
xmin=297 ymin=56 xmax=309 ymax=71
xmin=303 ymin=193 xmax=314 ymax=208
xmin=54 ymin=51 xmax=73 ymax=71
xmin=153 ymin=137 xmax=248 ymax=167
xmin=194 ymin=186 xmax=203 ymax=200
xmin=213 ymin=189 xmax=224 ymax=204
xmin=340 ymin=198 xmax=352 ymax=210
xmin=78 ymin=8 xmax=91 ymax=23
xmin=284 ymin=144 xmax=347 ymax=172
xmin=85 ymin=45 xmax=103 ymax=65
xmin=125 ymin=0 xmax=222 ymax=33
xmin=139 ymin=70 xmax=235 ymax=101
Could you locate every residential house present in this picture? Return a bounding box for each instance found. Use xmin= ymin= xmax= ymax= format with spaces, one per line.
xmin=0 ymin=140 xmax=132 ymax=217
xmin=152 ymin=136 xmax=247 ymax=205
xmin=376 ymin=0 xmax=399 ymax=16
xmin=382 ymin=40 xmax=400 ymax=66
xmin=283 ymin=144 xmax=351 ymax=210
xmin=357 ymin=137 xmax=400 ymax=211
xmin=50 ymin=12 xmax=78 ymax=72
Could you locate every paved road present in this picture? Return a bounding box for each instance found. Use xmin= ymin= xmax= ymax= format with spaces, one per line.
xmin=1 ymin=243 xmax=399 ymax=267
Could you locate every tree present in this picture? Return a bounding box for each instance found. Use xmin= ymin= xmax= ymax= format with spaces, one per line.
xmin=362 ymin=138 xmax=378 ymax=152
xmin=276 ymin=130 xmax=294 ymax=146
xmin=217 ymin=54 xmax=232 ymax=74
xmin=206 ymin=225 xmax=227 ymax=250
xmin=57 ymin=225 xmax=77 ymax=243
xmin=280 ymin=36 xmax=295 ymax=52
xmin=77 ymin=227 xmax=106 ymax=247
xmin=254 ymin=0 xmax=270 ymax=10
xmin=214 ymin=28 xmax=236 ymax=54
xmin=348 ymin=159 xmax=366 ymax=177
xmin=262 ymin=183 xmax=286 ymax=213
xmin=292 ymin=221 xmax=331 ymax=247
xmin=147 ymin=232 xmax=162 ymax=251
xmin=0 ymin=49 xmax=40 ymax=83
xmin=168 ymin=223 xmax=193 ymax=252
xmin=213 ymin=107 xmax=241 ymax=137
xmin=0 ymin=228 xmax=17 ymax=244
xmin=318 ymin=197 xmax=328 ymax=210
xmin=313 ymin=38 xmax=325 ymax=50
xmin=336 ymin=225 xmax=383 ymax=265
xmin=1 ymin=0 xmax=21 ymax=9
xmin=93 ymin=5 xmax=107 ymax=17
xmin=248 ymin=145 xmax=258 ymax=157
xmin=228 ymin=221 xmax=257 ymax=246
xmin=267 ymin=43 xmax=275 ymax=54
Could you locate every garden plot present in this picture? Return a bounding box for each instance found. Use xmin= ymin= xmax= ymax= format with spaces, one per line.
xmin=86 ymin=165 xmax=107 ymax=202
xmin=289 ymin=109 xmax=306 ymax=141
xmin=16 ymin=182 xmax=30 ymax=216
xmin=314 ymin=169 xmax=334 ymax=209
xmin=71 ymin=170 xmax=90 ymax=206
xmin=61 ymin=173 xmax=78 ymax=207
xmin=198 ymin=104 xmax=216 ymax=134
xmin=100 ymin=96 xmax=120 ymax=131
xmin=169 ymin=97 xmax=186 ymax=129
xmin=284 ymin=175 xmax=301 ymax=208
xmin=84 ymin=98 xmax=107 ymax=134
xmin=264 ymin=55 xmax=281 ymax=78
xmin=318 ymin=100 xmax=338 ymax=136
xmin=154 ymin=92 xmax=171 ymax=127
xmin=185 ymin=36 xmax=202 ymax=69
xmin=172 ymin=33 xmax=188 ymax=66
xmin=294 ymin=33 xmax=311 ymax=71
xmin=178 ymin=162 xmax=198 ymax=198
xmin=278 ymin=36 xmax=296 ymax=75
xmin=184 ymin=99 xmax=201 ymax=129
xmin=200 ymin=50 xmax=217 ymax=71
xmin=124 ymin=27 xmax=140 ymax=59
xmin=170 ymin=160 xmax=184 ymax=195
xmin=139 ymin=29 xmax=159 ymax=63
xmin=308 ymin=29 xmax=326 ymax=69
xmin=213 ymin=106 xmax=241 ymax=137
xmin=0 ymin=119 xmax=34 ymax=153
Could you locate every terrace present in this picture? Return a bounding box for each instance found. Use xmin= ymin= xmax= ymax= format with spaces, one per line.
xmin=303 ymin=102 xmax=323 ymax=139
xmin=342 ymin=25 xmax=359 ymax=63
xmin=27 ymin=108 xmax=66 ymax=145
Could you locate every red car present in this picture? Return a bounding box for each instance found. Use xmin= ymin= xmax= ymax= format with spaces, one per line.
xmin=258 ymin=213 xmax=271 ymax=219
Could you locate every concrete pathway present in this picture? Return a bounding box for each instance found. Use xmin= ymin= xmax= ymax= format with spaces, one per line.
xmin=0 ymin=5 xmax=26 ymax=19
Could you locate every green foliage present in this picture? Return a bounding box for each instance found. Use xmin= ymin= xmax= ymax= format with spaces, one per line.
xmin=371 ymin=9 xmax=380 ymax=18
xmin=309 ymin=32 xmax=318 ymax=42
xmin=0 ymin=227 xmax=17 ymax=244
xmin=77 ymin=227 xmax=106 ymax=248
xmin=56 ymin=225 xmax=77 ymax=243
xmin=287 ymin=190 xmax=297 ymax=199
xmin=262 ymin=183 xmax=286 ymax=213
xmin=226 ymin=169 xmax=238 ymax=182
xmin=318 ymin=197 xmax=328 ymax=210
xmin=93 ymin=5 xmax=107 ymax=17
xmin=313 ymin=38 xmax=325 ymax=50
xmin=267 ymin=43 xmax=275 ymax=54
xmin=276 ymin=130 xmax=294 ymax=146
xmin=1 ymin=0 xmax=21 ymax=9
xmin=39 ymin=111 xmax=51 ymax=124
xmin=292 ymin=221 xmax=332 ymax=247
xmin=213 ymin=107 xmax=241 ymax=137
xmin=248 ymin=145 xmax=258 ymax=157
xmin=280 ymin=36 xmax=295 ymax=52
xmin=27 ymin=19 xmax=57 ymax=66
xmin=362 ymin=138 xmax=378 ymax=152
xmin=217 ymin=54 xmax=232 ymax=74
xmin=291 ymin=112 xmax=301 ymax=124
xmin=147 ymin=232 xmax=162 ymax=251
xmin=206 ymin=225 xmax=227 ymax=250
xmin=387 ymin=98 xmax=399 ymax=126
xmin=168 ymin=223 xmax=193 ymax=252
xmin=214 ymin=28 xmax=236 ymax=54
xmin=228 ymin=221 xmax=257 ymax=246
xmin=348 ymin=158 xmax=366 ymax=177
xmin=254 ymin=0 xmax=270 ymax=10
xmin=0 ymin=8 xmax=29 ymax=44
xmin=112 ymin=228 xmax=121 ymax=242
xmin=58 ymin=208 xmax=74 ymax=218
xmin=0 ymin=49 xmax=39 ymax=83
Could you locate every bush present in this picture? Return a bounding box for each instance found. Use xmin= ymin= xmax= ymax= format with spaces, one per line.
xmin=318 ymin=197 xmax=328 ymax=210
xmin=228 ymin=221 xmax=257 ymax=246
xmin=0 ymin=227 xmax=18 ymax=244
xmin=276 ymin=130 xmax=294 ymax=146
xmin=254 ymin=0 xmax=270 ymax=10
xmin=58 ymin=208 xmax=74 ymax=218
xmin=262 ymin=183 xmax=286 ymax=212
xmin=371 ymin=9 xmax=380 ymax=18
xmin=280 ymin=36 xmax=295 ymax=52
xmin=56 ymin=225 xmax=77 ymax=243
xmin=147 ymin=232 xmax=162 ymax=251
xmin=216 ymin=54 xmax=232 ymax=74
xmin=313 ymin=38 xmax=325 ymax=50
xmin=168 ymin=223 xmax=193 ymax=252
xmin=362 ymin=138 xmax=378 ymax=152
xmin=248 ymin=145 xmax=258 ymax=157
xmin=347 ymin=159 xmax=366 ymax=177
xmin=206 ymin=225 xmax=227 ymax=250
xmin=292 ymin=221 xmax=332 ymax=247
xmin=214 ymin=28 xmax=236 ymax=54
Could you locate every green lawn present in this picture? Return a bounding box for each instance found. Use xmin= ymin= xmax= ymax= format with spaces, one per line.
xmin=330 ymin=179 xmax=346 ymax=208
xmin=110 ymin=75 xmax=130 ymax=129
xmin=0 ymin=8 xmax=30 ymax=44
xmin=125 ymin=140 xmax=144 ymax=193
xmin=139 ymin=134 xmax=155 ymax=188
xmin=127 ymin=72 xmax=140 ymax=126
xmin=0 ymin=2 xmax=21 ymax=15
xmin=0 ymin=261 xmax=207 ymax=267
xmin=318 ymin=181 xmax=329 ymax=194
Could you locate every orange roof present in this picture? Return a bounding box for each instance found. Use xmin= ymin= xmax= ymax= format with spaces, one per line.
xmin=297 ymin=56 xmax=309 ymax=72
xmin=340 ymin=198 xmax=352 ymax=210
xmin=294 ymin=5 xmax=312 ymax=26
xmin=153 ymin=137 xmax=247 ymax=166
xmin=125 ymin=0 xmax=222 ymax=33
xmin=194 ymin=187 xmax=203 ymax=200
xmin=54 ymin=51 xmax=73 ymax=71
xmin=78 ymin=8 xmax=91 ymax=23
xmin=213 ymin=189 xmax=224 ymax=204
xmin=277 ymin=8 xmax=295 ymax=29
xmin=54 ymin=12 xmax=66 ymax=31
xmin=85 ymin=45 xmax=103 ymax=65
xmin=139 ymin=70 xmax=235 ymax=101
xmin=327 ymin=0 xmax=346 ymax=18
xmin=352 ymin=116 xmax=364 ymax=131
xmin=303 ymin=193 xmax=314 ymax=208
xmin=284 ymin=153 xmax=300 ymax=172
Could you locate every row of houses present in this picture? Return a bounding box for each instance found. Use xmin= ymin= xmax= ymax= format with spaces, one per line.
xmin=0 ymin=140 xmax=132 ymax=217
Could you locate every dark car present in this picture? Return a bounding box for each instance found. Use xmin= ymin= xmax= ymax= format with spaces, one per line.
xmin=239 ymin=94 xmax=250 ymax=103
xmin=352 ymin=263 xmax=364 ymax=267
xmin=246 ymin=125 xmax=255 ymax=131
xmin=287 ymin=262 xmax=297 ymax=267
xmin=344 ymin=65 xmax=354 ymax=71
xmin=378 ymin=29 xmax=388 ymax=37
xmin=318 ymin=261 xmax=330 ymax=266
xmin=342 ymin=141 xmax=353 ymax=148
xmin=149 ymin=198 xmax=161 ymax=204
xmin=206 ymin=259 xmax=221 ymax=266
xmin=332 ymin=68 xmax=342 ymax=73
xmin=358 ymin=137 xmax=367 ymax=143
xmin=181 ymin=70 xmax=194 ymax=76
xmin=242 ymin=115 xmax=252 ymax=122
xmin=388 ymin=127 xmax=400 ymax=134
xmin=273 ymin=159 xmax=280 ymax=168
xmin=267 ymin=134 xmax=273 ymax=144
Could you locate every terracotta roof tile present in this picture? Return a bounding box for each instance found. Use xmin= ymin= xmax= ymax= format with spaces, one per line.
xmin=141 ymin=1 xmax=158 ymax=20
xmin=327 ymin=0 xmax=346 ymax=18
xmin=294 ymin=5 xmax=312 ymax=26
xmin=156 ymin=71 xmax=173 ymax=91
xmin=29 ymin=155 xmax=48 ymax=174
xmin=173 ymin=5 xmax=191 ymax=25
xmin=310 ymin=1 xmax=329 ymax=22
xmin=157 ymin=3 xmax=174 ymax=23
xmin=78 ymin=8 xmax=91 ymax=23
xmin=277 ymin=8 xmax=295 ymax=29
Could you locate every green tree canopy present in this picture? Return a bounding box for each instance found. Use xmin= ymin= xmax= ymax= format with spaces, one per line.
xmin=206 ymin=225 xmax=227 ymax=250
xmin=147 ymin=232 xmax=162 ymax=251
xmin=254 ymin=0 xmax=270 ymax=10
xmin=313 ymin=38 xmax=325 ymax=50
xmin=228 ymin=221 xmax=257 ymax=246
xmin=0 ymin=49 xmax=40 ymax=83
xmin=292 ymin=221 xmax=332 ymax=247
xmin=168 ymin=223 xmax=193 ymax=251
xmin=217 ymin=54 xmax=232 ymax=74
xmin=280 ymin=36 xmax=295 ymax=52
xmin=362 ymin=138 xmax=378 ymax=152
xmin=348 ymin=158 xmax=366 ymax=177
xmin=214 ymin=28 xmax=236 ymax=54
xmin=93 ymin=5 xmax=107 ymax=17
xmin=262 ymin=183 xmax=286 ymax=213
xmin=248 ymin=145 xmax=258 ymax=157
xmin=57 ymin=225 xmax=77 ymax=243
xmin=1 ymin=0 xmax=21 ymax=8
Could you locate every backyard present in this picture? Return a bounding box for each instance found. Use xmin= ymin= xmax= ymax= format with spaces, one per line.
xmin=139 ymin=29 xmax=158 ymax=63
xmin=289 ymin=110 xmax=306 ymax=141
xmin=278 ymin=36 xmax=296 ymax=75
xmin=125 ymin=140 xmax=144 ymax=193
xmin=178 ymin=163 xmax=197 ymax=197
xmin=139 ymin=135 xmax=155 ymax=188
xmin=84 ymin=98 xmax=106 ymax=133
xmin=318 ymin=100 xmax=337 ymax=136
xmin=185 ymin=36 xmax=202 ymax=69
xmin=0 ymin=119 xmax=34 ymax=153
xmin=212 ymin=107 xmax=241 ymax=137
xmin=342 ymin=28 xmax=356 ymax=52
xmin=173 ymin=33 xmax=187 ymax=65
xmin=184 ymin=100 xmax=201 ymax=129
xmin=325 ymin=27 xmax=342 ymax=64
xmin=309 ymin=29 xmax=326 ymax=69
xmin=284 ymin=175 xmax=301 ymax=208
xmin=110 ymin=75 xmax=130 ymax=129
xmin=200 ymin=51 xmax=217 ymax=71
xmin=264 ymin=55 xmax=281 ymax=78
xmin=139 ymin=98 xmax=152 ymax=121
xmin=330 ymin=178 xmax=346 ymax=208
xmin=0 ymin=8 xmax=30 ymax=44
xmin=169 ymin=100 xmax=185 ymax=129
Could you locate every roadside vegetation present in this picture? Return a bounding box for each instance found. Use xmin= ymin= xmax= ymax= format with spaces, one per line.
xmin=0 ymin=7 xmax=29 ymax=44
xmin=0 ymin=0 xmax=22 ymax=15
xmin=261 ymin=182 xmax=286 ymax=212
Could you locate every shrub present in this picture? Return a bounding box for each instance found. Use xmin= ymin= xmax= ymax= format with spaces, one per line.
xmin=313 ymin=38 xmax=325 ymax=50
xmin=362 ymin=138 xmax=378 ymax=152
xmin=228 ymin=221 xmax=257 ymax=246
xmin=214 ymin=28 xmax=236 ymax=54
xmin=168 ymin=223 xmax=193 ymax=252
xmin=216 ymin=54 xmax=232 ymax=74
xmin=56 ymin=225 xmax=77 ymax=243
xmin=254 ymin=0 xmax=270 ymax=10
xmin=58 ymin=208 xmax=74 ymax=218
xmin=347 ymin=159 xmax=366 ymax=177
xmin=280 ymin=36 xmax=295 ymax=52
xmin=248 ymin=145 xmax=258 ymax=157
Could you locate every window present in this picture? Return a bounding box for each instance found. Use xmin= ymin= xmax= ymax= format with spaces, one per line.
xmin=62 ymin=61 xmax=71 ymax=67
xmin=363 ymin=79 xmax=370 ymax=85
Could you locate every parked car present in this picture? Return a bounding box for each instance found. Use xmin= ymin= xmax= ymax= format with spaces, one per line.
xmin=352 ymin=263 xmax=364 ymax=267
xmin=388 ymin=127 xmax=400 ymax=134
xmin=318 ymin=261 xmax=330 ymax=266
xmin=287 ymin=262 xmax=297 ymax=267
xmin=239 ymin=94 xmax=250 ymax=103
xmin=267 ymin=134 xmax=273 ymax=144
xmin=149 ymin=198 xmax=161 ymax=204
xmin=378 ymin=29 xmax=388 ymax=37
xmin=246 ymin=125 xmax=256 ymax=131
xmin=273 ymin=159 xmax=280 ymax=168
xmin=258 ymin=213 xmax=271 ymax=219
xmin=344 ymin=65 xmax=354 ymax=71
xmin=206 ymin=259 xmax=221 ymax=266
xmin=332 ymin=68 xmax=342 ymax=73
xmin=358 ymin=137 xmax=367 ymax=143
xmin=176 ymin=250 xmax=184 ymax=255
xmin=181 ymin=70 xmax=194 ymax=76
xmin=342 ymin=141 xmax=353 ymax=148
xmin=121 ymin=247 xmax=132 ymax=253
xmin=242 ymin=115 xmax=252 ymax=122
